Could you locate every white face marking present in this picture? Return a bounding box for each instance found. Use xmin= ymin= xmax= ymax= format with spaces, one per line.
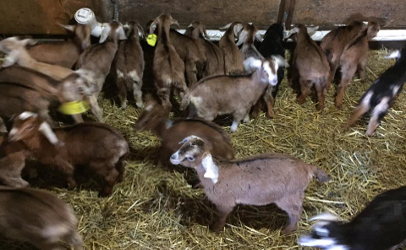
xmin=9 ymin=128 xmax=18 ymax=136
xmin=263 ymin=61 xmax=278 ymax=86
xmin=19 ymin=112 xmax=37 ymax=120
xmin=170 ymin=151 xmax=181 ymax=165
xmin=179 ymin=135 xmax=200 ymax=145
xmin=201 ymin=154 xmax=219 ymax=184
xmin=38 ymin=122 xmax=60 ymax=145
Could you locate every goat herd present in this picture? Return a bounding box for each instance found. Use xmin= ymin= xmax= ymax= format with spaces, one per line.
xmin=0 ymin=12 xmax=405 ymax=250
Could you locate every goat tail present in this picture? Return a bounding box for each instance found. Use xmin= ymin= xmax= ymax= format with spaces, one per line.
xmin=180 ymin=91 xmax=191 ymax=111
xmin=313 ymin=166 xmax=329 ymax=183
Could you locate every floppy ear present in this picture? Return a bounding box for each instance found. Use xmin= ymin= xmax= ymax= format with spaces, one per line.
xmin=117 ymin=26 xmax=127 ymax=40
xmin=201 ymin=154 xmax=219 ymax=184
xmin=236 ymin=29 xmax=248 ymax=46
xmin=99 ymin=24 xmax=111 ymax=43
xmin=58 ymin=23 xmax=76 ymax=32
xmin=385 ymin=50 xmax=401 ymax=59
xmin=246 ymin=58 xmax=262 ymax=70
xmin=272 ymin=55 xmax=289 ymax=68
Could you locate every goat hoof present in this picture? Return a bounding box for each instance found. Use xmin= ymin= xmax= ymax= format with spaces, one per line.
xmin=209 ymin=224 xmax=224 ymax=233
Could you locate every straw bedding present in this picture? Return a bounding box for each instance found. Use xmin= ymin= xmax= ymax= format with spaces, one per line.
xmin=1 ymin=49 xmax=406 ymax=250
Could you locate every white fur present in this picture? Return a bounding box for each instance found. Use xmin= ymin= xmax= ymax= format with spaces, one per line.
xmin=298 ymin=236 xmax=337 ymax=247
xmin=371 ymin=97 xmax=390 ymax=117
xmin=9 ymin=128 xmax=18 ymax=137
xmin=179 ymin=135 xmax=200 ymax=145
xmin=272 ymin=55 xmax=289 ymax=68
xmin=99 ymin=24 xmax=111 ymax=43
xmin=19 ymin=112 xmax=37 ymax=120
xmin=392 ymin=85 xmax=400 ymax=96
xmin=165 ymin=120 xmax=174 ymax=129
xmin=116 ymin=70 xmax=124 ymax=78
xmin=170 ymin=151 xmax=181 ymax=165
xmin=201 ymin=154 xmax=219 ymax=184
xmin=310 ymin=213 xmax=341 ymax=222
xmin=145 ymin=104 xmax=153 ymax=111
xmin=190 ymin=96 xmax=202 ymax=108
xmin=230 ymin=121 xmax=238 ymax=132
xmin=41 ymin=225 xmax=69 ymax=239
xmin=362 ymin=91 xmax=374 ymax=105
xmin=39 ymin=122 xmax=60 ymax=145
xmin=263 ymin=61 xmax=278 ymax=86
xmin=385 ymin=50 xmax=401 ymax=59
xmin=129 ymin=70 xmax=140 ymax=82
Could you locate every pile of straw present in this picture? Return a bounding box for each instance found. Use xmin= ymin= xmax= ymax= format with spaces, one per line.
xmin=1 ymin=50 xmax=406 ymax=250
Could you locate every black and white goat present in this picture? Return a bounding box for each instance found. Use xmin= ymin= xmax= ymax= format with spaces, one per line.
xmin=298 ymin=186 xmax=406 ymax=250
xmin=346 ymin=47 xmax=406 ymax=135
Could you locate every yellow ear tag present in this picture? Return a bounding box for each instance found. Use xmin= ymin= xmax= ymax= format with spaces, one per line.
xmin=58 ymin=101 xmax=89 ymax=115
xmin=147 ymin=34 xmax=157 ymax=47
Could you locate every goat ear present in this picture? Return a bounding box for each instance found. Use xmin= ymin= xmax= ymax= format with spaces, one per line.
xmin=272 ymin=55 xmax=289 ymax=68
xmin=246 ymin=58 xmax=262 ymax=70
xmin=201 ymin=154 xmax=219 ymax=184
xmin=149 ymin=20 xmax=158 ymax=34
xmin=307 ymin=26 xmax=319 ymax=37
xmin=236 ymin=29 xmax=248 ymax=46
xmin=99 ymin=25 xmax=111 ymax=43
xmin=38 ymin=122 xmax=62 ymax=146
xmin=58 ymin=23 xmax=76 ymax=32
xmin=385 ymin=50 xmax=401 ymax=59
xmin=233 ymin=23 xmax=243 ymax=37
xmin=117 ymin=26 xmax=127 ymax=40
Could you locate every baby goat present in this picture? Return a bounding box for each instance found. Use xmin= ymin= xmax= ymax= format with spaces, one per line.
xmin=299 ymin=186 xmax=406 ymax=250
xmin=170 ymin=136 xmax=329 ymax=233
xmin=0 ymin=187 xmax=83 ymax=250
xmin=346 ymin=48 xmax=406 ymax=136
xmin=8 ymin=112 xmax=129 ymax=196
xmin=181 ymin=57 xmax=286 ymax=132
xmin=113 ymin=21 xmax=145 ymax=109
xmin=335 ymin=22 xmax=380 ymax=108
xmin=135 ymin=96 xmax=235 ymax=164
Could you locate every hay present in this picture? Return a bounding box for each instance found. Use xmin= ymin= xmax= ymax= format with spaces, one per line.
xmin=1 ymin=49 xmax=406 ymax=250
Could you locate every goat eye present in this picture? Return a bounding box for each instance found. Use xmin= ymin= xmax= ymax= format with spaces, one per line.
xmin=187 ymin=156 xmax=195 ymax=161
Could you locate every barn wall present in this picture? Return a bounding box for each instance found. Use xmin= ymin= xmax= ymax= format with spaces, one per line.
xmin=0 ymin=0 xmax=404 ymax=35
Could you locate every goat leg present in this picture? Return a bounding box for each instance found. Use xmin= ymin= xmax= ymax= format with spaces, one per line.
xmin=211 ymin=204 xmax=233 ymax=232
xmin=85 ymin=95 xmax=103 ymax=122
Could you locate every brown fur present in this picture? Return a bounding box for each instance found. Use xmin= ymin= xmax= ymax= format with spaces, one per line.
xmin=9 ymin=114 xmax=129 ymax=196
xmin=0 ymin=187 xmax=83 ymax=250
xmin=320 ymin=21 xmax=366 ymax=90
xmin=185 ymin=22 xmax=224 ymax=77
xmin=151 ymin=14 xmax=187 ymax=109
xmin=335 ymin=22 xmax=380 ymax=109
xmin=291 ymin=24 xmax=330 ymax=110
xmin=171 ymin=136 xmax=329 ymax=233
xmin=135 ymin=97 xmax=235 ymax=164
xmin=181 ymin=59 xmax=278 ymax=132
xmin=113 ymin=21 xmax=145 ymax=108
xmin=28 ymin=24 xmax=91 ymax=68
xmin=219 ymin=22 xmax=244 ymax=75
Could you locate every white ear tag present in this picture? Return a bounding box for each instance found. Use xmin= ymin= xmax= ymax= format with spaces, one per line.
xmin=201 ymin=154 xmax=219 ymax=184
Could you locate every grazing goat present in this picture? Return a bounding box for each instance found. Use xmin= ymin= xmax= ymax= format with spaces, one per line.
xmin=335 ymin=22 xmax=380 ymax=108
xmin=0 ymin=187 xmax=83 ymax=250
xmin=8 ymin=112 xmax=129 ymax=196
xmin=289 ymin=24 xmax=330 ymax=110
xmin=320 ymin=21 xmax=366 ymax=90
xmin=28 ymin=24 xmax=91 ymax=68
xmin=135 ymin=96 xmax=235 ymax=164
xmin=170 ymin=136 xmax=329 ymax=233
xmin=181 ymin=57 xmax=287 ymax=132
xmin=185 ymin=21 xmax=224 ymax=77
xmin=299 ymin=186 xmax=406 ymax=250
xmin=346 ymin=48 xmax=406 ymax=135
xmin=113 ymin=21 xmax=145 ymax=108
xmin=219 ymin=22 xmax=244 ymax=75
xmin=151 ymin=14 xmax=187 ymax=109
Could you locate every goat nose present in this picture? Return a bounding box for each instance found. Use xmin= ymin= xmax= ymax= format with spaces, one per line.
xmin=170 ymin=154 xmax=177 ymax=160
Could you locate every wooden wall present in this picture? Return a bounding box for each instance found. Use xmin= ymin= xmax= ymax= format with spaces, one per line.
xmin=0 ymin=0 xmax=404 ymax=35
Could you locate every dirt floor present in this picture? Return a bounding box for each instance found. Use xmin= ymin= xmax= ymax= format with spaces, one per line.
xmin=1 ymin=49 xmax=406 ymax=250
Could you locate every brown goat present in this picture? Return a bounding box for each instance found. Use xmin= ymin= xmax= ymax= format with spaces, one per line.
xmin=320 ymin=21 xmax=366 ymax=90
xmin=135 ymin=97 xmax=235 ymax=164
xmin=184 ymin=21 xmax=224 ymax=77
xmin=290 ymin=24 xmax=330 ymax=110
xmin=151 ymin=14 xmax=188 ymax=109
xmin=113 ymin=21 xmax=145 ymax=108
xmin=28 ymin=24 xmax=91 ymax=68
xmin=0 ymin=187 xmax=83 ymax=250
xmin=8 ymin=112 xmax=129 ymax=196
xmin=170 ymin=136 xmax=329 ymax=233
xmin=181 ymin=58 xmax=286 ymax=132
xmin=219 ymin=22 xmax=244 ymax=75
xmin=335 ymin=22 xmax=380 ymax=108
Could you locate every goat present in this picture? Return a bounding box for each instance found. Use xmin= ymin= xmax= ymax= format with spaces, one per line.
xmin=0 ymin=37 xmax=101 ymax=122
xmin=185 ymin=21 xmax=225 ymax=77
xmin=335 ymin=22 xmax=380 ymax=108
xmin=170 ymin=27 xmax=206 ymax=86
xmin=299 ymin=186 xmax=406 ymax=250
xmin=0 ymin=118 xmax=6 ymax=132
xmin=0 ymin=187 xmax=83 ymax=250
xmin=181 ymin=57 xmax=287 ymax=132
xmin=28 ymin=24 xmax=91 ymax=68
xmin=288 ymin=24 xmax=330 ymax=110
xmin=239 ymin=23 xmax=264 ymax=73
xmin=150 ymin=14 xmax=188 ymax=109
xmin=8 ymin=112 xmax=129 ymax=196
xmin=170 ymin=136 xmax=329 ymax=233
xmin=113 ymin=21 xmax=145 ymax=109
xmin=320 ymin=21 xmax=366 ymax=90
xmin=219 ymin=22 xmax=244 ymax=75
xmin=346 ymin=48 xmax=406 ymax=136
xmin=135 ymin=96 xmax=235 ymax=164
